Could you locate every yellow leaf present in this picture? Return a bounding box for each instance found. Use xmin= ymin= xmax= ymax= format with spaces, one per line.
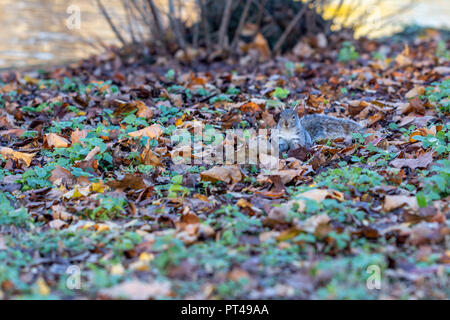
xmin=91 ymin=181 xmax=105 ymax=193
xmin=175 ymin=116 xmax=184 ymax=126
xmin=139 ymin=252 xmax=154 ymax=262
xmin=0 ymin=147 xmax=35 ymax=167
xmin=96 ymin=224 xmax=109 ymax=232
xmin=36 ymin=277 xmax=50 ymax=296
xmin=64 ymin=186 xmax=89 ymax=199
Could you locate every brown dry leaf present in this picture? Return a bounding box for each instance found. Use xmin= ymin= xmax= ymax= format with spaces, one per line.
xmin=390 ymin=152 xmax=433 ymax=170
xmin=180 ymin=212 xmax=201 ymax=225
xmin=140 ymin=149 xmax=163 ymax=167
xmin=49 ymin=219 xmax=67 ymax=230
xmin=200 ymin=166 xmax=242 ymax=185
xmin=368 ymin=112 xmax=384 ymax=126
xmin=259 ymin=153 xmax=280 ymax=170
xmin=0 ymin=147 xmax=35 ymax=167
xmin=99 ymin=279 xmax=171 ymax=300
xmin=297 ymin=214 xmax=331 ymax=235
xmin=287 ymin=146 xmax=312 ymax=161
xmin=106 ymin=174 xmax=147 ymax=190
xmin=395 ymin=45 xmax=412 ymax=67
xmin=228 ymin=268 xmax=250 ymax=282
xmin=46 ymin=133 xmax=70 ymax=148
xmin=135 ymin=101 xmax=153 ymax=119
xmin=293 ymin=41 xmax=314 ymax=58
xmin=129 ymin=124 xmax=164 ymax=139
xmin=71 ymin=128 xmax=88 ymax=146
xmin=240 ymin=101 xmax=262 ymax=114
xmin=405 ymin=86 xmax=425 ymax=99
xmin=0 ymin=128 xmax=25 ymax=138
xmin=409 ymin=127 xmax=436 ymax=142
xmin=383 ymin=195 xmax=419 ymax=212
xmin=409 ymin=97 xmax=425 ymax=115
xmin=49 ymin=165 xmax=74 ymax=186
xmin=397 ymin=102 xmax=412 ymax=115
xmin=261 ymin=110 xmax=276 ymax=127
xmin=241 ymin=33 xmax=271 ymax=61
xmin=407 ymin=222 xmax=445 ymax=246
xmin=269 ymin=189 xmax=343 ymax=220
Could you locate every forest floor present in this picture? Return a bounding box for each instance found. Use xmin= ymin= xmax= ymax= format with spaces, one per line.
xmin=0 ymin=28 xmax=448 ymax=299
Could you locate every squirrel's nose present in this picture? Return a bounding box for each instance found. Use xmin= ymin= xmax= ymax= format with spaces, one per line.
xmin=284 ymin=120 xmax=289 ymax=127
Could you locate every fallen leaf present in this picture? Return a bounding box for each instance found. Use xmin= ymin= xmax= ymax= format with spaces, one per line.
xmin=129 ymin=124 xmax=164 ymax=140
xmin=49 ymin=165 xmax=74 ymax=186
xmin=0 ymin=147 xmax=35 ymax=167
xmin=107 ymin=174 xmax=147 ymax=190
xmin=64 ymin=186 xmax=90 ymax=199
xmin=383 ymin=195 xmax=419 ymax=212
xmin=135 ymin=101 xmax=154 ymax=119
xmin=71 ymin=128 xmax=88 ymax=146
xmin=140 ymin=149 xmax=163 ymax=167
xmin=99 ymin=279 xmax=171 ymax=299
xmin=85 ymin=146 xmax=101 ymax=161
xmin=46 ymin=133 xmax=70 ymax=148
xmin=200 ymin=166 xmax=242 ymax=185
xmin=390 ymin=152 xmax=433 ymax=170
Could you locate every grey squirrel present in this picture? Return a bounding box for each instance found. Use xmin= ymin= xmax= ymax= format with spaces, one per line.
xmin=275 ymin=108 xmax=364 ymax=152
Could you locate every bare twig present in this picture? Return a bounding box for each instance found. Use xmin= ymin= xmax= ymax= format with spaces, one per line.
xmin=126 ymin=0 xmax=145 ymax=43
xmin=95 ymin=0 xmax=126 ymax=46
xmin=146 ymin=0 xmax=165 ymax=44
xmin=218 ymin=0 xmax=234 ymax=51
xmin=130 ymin=0 xmax=152 ymax=29
xmin=169 ymin=0 xmax=187 ymax=49
xmin=196 ymin=0 xmax=212 ymax=54
xmin=231 ymin=0 xmax=253 ymax=51
xmin=122 ymin=0 xmax=137 ymax=44
xmin=254 ymin=0 xmax=267 ymax=35
xmin=273 ymin=1 xmax=310 ymax=53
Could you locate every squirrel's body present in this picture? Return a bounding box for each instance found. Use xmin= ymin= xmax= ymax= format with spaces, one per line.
xmin=276 ymin=109 xmax=364 ymax=152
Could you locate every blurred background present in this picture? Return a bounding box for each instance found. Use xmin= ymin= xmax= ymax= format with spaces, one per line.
xmin=0 ymin=0 xmax=449 ymax=69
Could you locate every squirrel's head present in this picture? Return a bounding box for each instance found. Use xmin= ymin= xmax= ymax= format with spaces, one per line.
xmin=279 ymin=108 xmax=299 ymax=128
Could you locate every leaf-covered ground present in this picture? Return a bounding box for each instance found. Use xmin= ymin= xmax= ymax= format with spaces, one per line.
xmin=0 ymin=29 xmax=449 ymax=299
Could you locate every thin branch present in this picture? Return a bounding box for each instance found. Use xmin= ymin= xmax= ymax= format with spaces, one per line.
xmin=196 ymin=0 xmax=211 ymax=54
xmin=122 ymin=0 xmax=137 ymax=44
xmin=146 ymin=0 xmax=165 ymax=44
xmin=127 ymin=0 xmax=145 ymax=43
xmin=231 ymin=0 xmax=252 ymax=51
xmin=254 ymin=0 xmax=267 ymax=36
xmin=95 ymin=0 xmax=126 ymax=46
xmin=273 ymin=1 xmax=310 ymax=54
xmin=169 ymin=0 xmax=187 ymax=49
xmin=130 ymin=0 xmax=152 ymax=29
xmin=218 ymin=0 xmax=234 ymax=51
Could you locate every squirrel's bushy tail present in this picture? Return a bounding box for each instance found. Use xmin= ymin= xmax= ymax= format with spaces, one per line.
xmin=299 ymin=114 xmax=364 ymax=142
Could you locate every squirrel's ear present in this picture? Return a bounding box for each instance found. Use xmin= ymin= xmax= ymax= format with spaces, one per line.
xmin=293 ymin=103 xmax=299 ymax=111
